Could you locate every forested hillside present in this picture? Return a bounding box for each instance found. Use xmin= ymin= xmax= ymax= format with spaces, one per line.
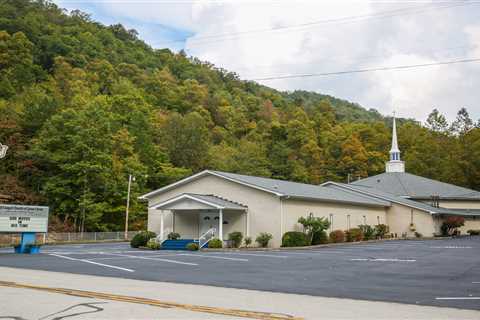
xmin=1 ymin=0 xmax=479 ymax=232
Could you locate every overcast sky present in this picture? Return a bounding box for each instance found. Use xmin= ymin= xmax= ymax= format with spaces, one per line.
xmin=54 ymin=0 xmax=480 ymax=123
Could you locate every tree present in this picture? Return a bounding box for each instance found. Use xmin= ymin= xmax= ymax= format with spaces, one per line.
xmin=298 ymin=214 xmax=331 ymax=245
xmin=450 ymin=108 xmax=473 ymax=135
xmin=441 ymin=216 xmax=465 ymax=236
xmin=426 ymin=109 xmax=449 ymax=133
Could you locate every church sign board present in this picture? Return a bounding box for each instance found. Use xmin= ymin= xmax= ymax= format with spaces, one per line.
xmin=0 ymin=204 xmax=49 ymax=233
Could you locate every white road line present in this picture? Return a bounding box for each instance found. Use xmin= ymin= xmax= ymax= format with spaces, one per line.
xmin=350 ymin=258 xmax=416 ymax=262
xmin=49 ymin=254 xmax=135 ymax=272
xmin=219 ymin=252 xmax=288 ymax=258
xmin=181 ymin=253 xmax=248 ymax=262
xmin=436 ymin=297 xmax=480 ymax=300
xmin=106 ymin=253 xmax=198 ymax=266
xmin=430 ymin=246 xmax=472 ymax=249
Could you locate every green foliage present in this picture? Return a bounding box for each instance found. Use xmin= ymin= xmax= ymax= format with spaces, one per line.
xmin=244 ymin=236 xmax=252 ymax=247
xmin=298 ymin=215 xmax=331 ymax=245
xmin=329 ymin=230 xmax=345 ymax=243
xmin=228 ymin=231 xmax=243 ymax=248
xmin=311 ymin=230 xmax=329 ymax=245
xmin=358 ymin=225 xmax=376 ymax=240
xmin=441 ymin=216 xmax=465 ymax=236
xmin=167 ymin=232 xmax=180 ymax=240
xmin=282 ymin=231 xmax=308 ymax=247
xmin=345 ymin=228 xmax=364 ymax=242
xmin=2 ymin=0 xmax=480 ymax=234
xmin=208 ymin=238 xmax=223 ymax=248
xmin=256 ymin=232 xmax=273 ymax=248
xmin=186 ymin=242 xmax=199 ymax=251
xmin=375 ymin=224 xmax=389 ymax=238
xmin=146 ymin=238 xmax=161 ymax=250
xmin=130 ymin=231 xmax=156 ymax=248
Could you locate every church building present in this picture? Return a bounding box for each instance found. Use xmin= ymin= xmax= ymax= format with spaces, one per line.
xmin=142 ymin=117 xmax=480 ymax=247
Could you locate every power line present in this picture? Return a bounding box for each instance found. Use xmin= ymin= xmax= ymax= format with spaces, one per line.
xmin=249 ymin=57 xmax=480 ymax=81
xmin=154 ymin=1 xmax=474 ymax=47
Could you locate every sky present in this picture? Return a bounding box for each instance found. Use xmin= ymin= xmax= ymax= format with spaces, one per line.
xmin=54 ymin=0 xmax=480 ymax=123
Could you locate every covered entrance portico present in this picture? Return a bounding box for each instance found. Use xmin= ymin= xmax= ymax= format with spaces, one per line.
xmin=150 ymin=193 xmax=248 ymax=244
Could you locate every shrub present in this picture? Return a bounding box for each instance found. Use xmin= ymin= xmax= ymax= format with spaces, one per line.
xmin=228 ymin=231 xmax=243 ymax=248
xmin=167 ymin=232 xmax=181 ymax=240
xmin=467 ymin=229 xmax=480 ymax=236
xmin=282 ymin=231 xmax=308 ymax=247
xmin=146 ymin=238 xmax=161 ymax=250
xmin=208 ymin=238 xmax=223 ymax=248
xmin=311 ymin=230 xmax=329 ymax=245
xmin=414 ymin=232 xmax=423 ymax=238
xmin=130 ymin=231 xmax=156 ymax=248
xmin=256 ymin=232 xmax=273 ymax=247
xmin=244 ymin=236 xmax=252 ymax=247
xmin=186 ymin=242 xmax=199 ymax=251
xmin=441 ymin=216 xmax=465 ymax=236
xmin=345 ymin=228 xmax=364 ymax=242
xmin=329 ymin=230 xmax=345 ymax=243
xmin=375 ymin=224 xmax=389 ymax=239
xmin=358 ymin=225 xmax=375 ymax=240
xmin=298 ymin=215 xmax=331 ymax=245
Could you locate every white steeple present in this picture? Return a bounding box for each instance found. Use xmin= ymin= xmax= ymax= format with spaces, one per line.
xmin=386 ymin=112 xmax=405 ymax=173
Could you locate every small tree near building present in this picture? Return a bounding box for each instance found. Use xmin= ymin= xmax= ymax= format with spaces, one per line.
xmin=298 ymin=214 xmax=331 ymax=245
xmin=441 ymin=216 xmax=465 ymax=236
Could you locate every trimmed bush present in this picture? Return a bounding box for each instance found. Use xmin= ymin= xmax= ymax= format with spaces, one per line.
xmin=467 ymin=229 xmax=480 ymax=236
xmin=358 ymin=225 xmax=375 ymax=240
xmin=186 ymin=242 xmax=199 ymax=251
xmin=414 ymin=231 xmax=423 ymax=238
xmin=311 ymin=230 xmax=329 ymax=245
xmin=208 ymin=238 xmax=223 ymax=248
xmin=256 ymin=232 xmax=273 ymax=248
xmin=329 ymin=230 xmax=345 ymax=243
xmin=345 ymin=228 xmax=364 ymax=242
xmin=282 ymin=231 xmax=308 ymax=247
xmin=130 ymin=231 xmax=156 ymax=248
xmin=375 ymin=224 xmax=389 ymax=239
xmin=146 ymin=238 xmax=161 ymax=250
xmin=167 ymin=232 xmax=181 ymax=240
xmin=244 ymin=236 xmax=252 ymax=247
xmin=228 ymin=231 xmax=243 ymax=248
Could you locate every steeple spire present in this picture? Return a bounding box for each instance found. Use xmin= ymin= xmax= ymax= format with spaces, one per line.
xmin=386 ymin=112 xmax=405 ymax=173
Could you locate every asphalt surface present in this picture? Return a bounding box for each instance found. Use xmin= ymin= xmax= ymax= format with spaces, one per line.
xmin=0 ymin=237 xmax=479 ymax=311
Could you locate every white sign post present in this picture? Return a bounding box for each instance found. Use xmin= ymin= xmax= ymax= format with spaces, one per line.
xmin=0 ymin=204 xmax=49 ymax=233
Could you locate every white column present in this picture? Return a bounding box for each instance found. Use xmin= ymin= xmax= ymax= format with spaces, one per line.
xmin=219 ymin=209 xmax=223 ymax=241
xmin=160 ymin=210 xmax=164 ymax=241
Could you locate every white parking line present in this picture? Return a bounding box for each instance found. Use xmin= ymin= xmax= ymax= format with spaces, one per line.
xmin=472 ymin=282 xmax=480 ymax=284
xmin=350 ymin=258 xmax=416 ymax=262
xmin=430 ymin=246 xmax=473 ymax=249
xmin=106 ymin=253 xmax=198 ymax=266
xmin=436 ymin=297 xmax=480 ymax=300
xmin=49 ymin=254 xmax=135 ymax=272
xmin=180 ymin=253 xmax=248 ymax=262
xmin=219 ymin=252 xmax=288 ymax=258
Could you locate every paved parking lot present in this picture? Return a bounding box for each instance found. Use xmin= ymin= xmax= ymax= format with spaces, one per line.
xmin=1 ymin=238 xmax=479 ymax=311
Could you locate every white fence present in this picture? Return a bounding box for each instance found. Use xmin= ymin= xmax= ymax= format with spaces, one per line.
xmin=0 ymin=231 xmax=141 ymax=246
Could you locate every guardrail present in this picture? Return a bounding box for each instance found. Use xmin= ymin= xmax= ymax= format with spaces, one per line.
xmin=0 ymin=231 xmax=141 ymax=246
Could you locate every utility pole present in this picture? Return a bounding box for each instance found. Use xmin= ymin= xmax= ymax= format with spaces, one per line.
xmin=125 ymin=174 xmax=135 ymax=240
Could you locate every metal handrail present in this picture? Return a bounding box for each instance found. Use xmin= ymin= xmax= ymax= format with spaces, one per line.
xmin=198 ymin=228 xmax=216 ymax=249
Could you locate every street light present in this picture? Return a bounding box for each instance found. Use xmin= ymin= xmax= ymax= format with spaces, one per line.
xmin=125 ymin=174 xmax=135 ymax=240
xmin=0 ymin=143 xmax=8 ymax=159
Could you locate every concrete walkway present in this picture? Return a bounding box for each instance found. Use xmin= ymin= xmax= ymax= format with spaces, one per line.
xmin=0 ymin=267 xmax=478 ymax=320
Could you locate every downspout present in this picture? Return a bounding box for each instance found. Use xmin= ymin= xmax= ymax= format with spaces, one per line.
xmin=280 ymin=195 xmax=290 ymax=238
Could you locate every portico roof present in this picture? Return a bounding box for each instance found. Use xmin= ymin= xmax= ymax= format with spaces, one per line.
xmin=150 ymin=193 xmax=247 ymax=210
